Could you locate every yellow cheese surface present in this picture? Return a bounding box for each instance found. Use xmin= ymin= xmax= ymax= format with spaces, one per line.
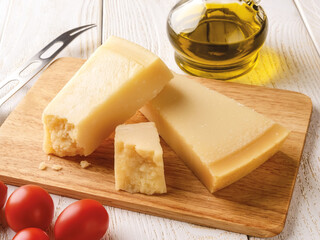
xmin=114 ymin=122 xmax=166 ymax=195
xmin=141 ymin=74 xmax=290 ymax=193
xmin=42 ymin=36 xmax=173 ymax=157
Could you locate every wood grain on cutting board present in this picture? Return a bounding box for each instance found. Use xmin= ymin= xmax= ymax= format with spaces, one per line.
xmin=0 ymin=58 xmax=312 ymax=237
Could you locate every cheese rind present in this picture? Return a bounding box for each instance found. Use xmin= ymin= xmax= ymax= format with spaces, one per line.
xmin=42 ymin=36 xmax=173 ymax=157
xmin=114 ymin=122 xmax=166 ymax=195
xmin=140 ymin=74 xmax=290 ymax=193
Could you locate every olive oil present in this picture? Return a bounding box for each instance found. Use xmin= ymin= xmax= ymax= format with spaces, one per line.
xmin=167 ymin=1 xmax=268 ymax=80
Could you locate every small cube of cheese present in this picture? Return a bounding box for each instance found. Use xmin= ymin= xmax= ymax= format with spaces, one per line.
xmin=114 ymin=122 xmax=166 ymax=195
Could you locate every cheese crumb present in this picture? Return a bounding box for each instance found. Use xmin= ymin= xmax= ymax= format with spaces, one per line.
xmin=52 ymin=164 xmax=63 ymax=171
xmin=38 ymin=162 xmax=47 ymax=170
xmin=47 ymin=155 xmax=51 ymax=161
xmin=80 ymin=160 xmax=91 ymax=169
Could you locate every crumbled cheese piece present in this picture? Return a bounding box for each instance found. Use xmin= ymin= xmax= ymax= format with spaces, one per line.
xmin=47 ymin=155 xmax=51 ymax=161
xmin=114 ymin=122 xmax=167 ymax=195
xmin=80 ymin=160 xmax=91 ymax=169
xmin=52 ymin=164 xmax=63 ymax=171
xmin=38 ymin=161 xmax=47 ymax=170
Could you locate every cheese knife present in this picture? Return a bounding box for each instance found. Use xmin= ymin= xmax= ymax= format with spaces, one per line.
xmin=0 ymin=24 xmax=96 ymax=107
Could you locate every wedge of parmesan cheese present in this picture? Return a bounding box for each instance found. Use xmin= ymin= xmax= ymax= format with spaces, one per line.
xmin=42 ymin=36 xmax=173 ymax=157
xmin=141 ymin=74 xmax=290 ymax=192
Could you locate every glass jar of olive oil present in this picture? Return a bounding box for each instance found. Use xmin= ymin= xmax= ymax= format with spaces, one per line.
xmin=167 ymin=0 xmax=268 ymax=80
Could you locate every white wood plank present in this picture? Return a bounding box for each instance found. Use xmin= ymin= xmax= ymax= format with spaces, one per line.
xmin=0 ymin=0 xmax=102 ymax=125
xmin=294 ymin=0 xmax=320 ymax=57
xmin=103 ymin=0 xmax=182 ymax=73
xmin=105 ymin=207 xmax=248 ymax=240
xmin=102 ymin=1 xmax=246 ymax=239
xmin=244 ymin=0 xmax=320 ymax=239
xmin=0 ymin=0 xmax=10 ymax=42
xmin=0 ymin=0 xmax=102 ymax=239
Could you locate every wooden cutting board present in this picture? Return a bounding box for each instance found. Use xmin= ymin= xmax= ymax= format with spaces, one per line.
xmin=0 ymin=58 xmax=312 ymax=237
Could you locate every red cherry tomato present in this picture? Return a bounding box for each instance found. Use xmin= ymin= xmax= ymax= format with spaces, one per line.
xmin=54 ymin=199 xmax=109 ymax=240
xmin=0 ymin=180 xmax=7 ymax=208
xmin=5 ymin=185 xmax=54 ymax=232
xmin=13 ymin=228 xmax=49 ymax=240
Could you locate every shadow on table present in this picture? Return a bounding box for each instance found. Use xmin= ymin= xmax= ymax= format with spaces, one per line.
xmin=272 ymin=105 xmax=319 ymax=239
xmin=228 ymin=46 xmax=284 ymax=86
xmin=229 ymin=44 xmax=320 ymax=88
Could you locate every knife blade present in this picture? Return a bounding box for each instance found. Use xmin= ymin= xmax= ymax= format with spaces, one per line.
xmin=0 ymin=24 xmax=96 ymax=107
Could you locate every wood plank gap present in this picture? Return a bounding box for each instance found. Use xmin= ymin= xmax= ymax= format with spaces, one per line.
xmin=101 ymin=0 xmax=104 ymax=45
xmin=293 ymin=0 xmax=320 ymax=58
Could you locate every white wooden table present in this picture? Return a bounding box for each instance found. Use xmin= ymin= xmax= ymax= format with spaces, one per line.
xmin=0 ymin=0 xmax=320 ymax=239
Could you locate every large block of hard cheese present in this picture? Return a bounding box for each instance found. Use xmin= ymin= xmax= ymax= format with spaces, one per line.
xmin=140 ymin=74 xmax=290 ymax=193
xmin=42 ymin=36 xmax=173 ymax=157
